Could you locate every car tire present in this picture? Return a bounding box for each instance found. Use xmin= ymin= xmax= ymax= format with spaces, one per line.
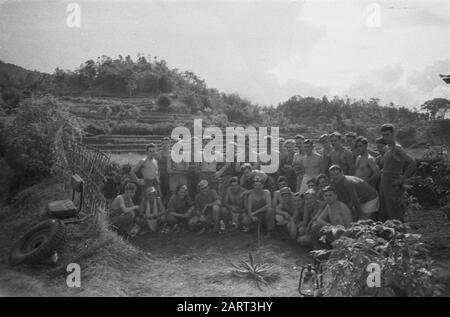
xmin=9 ymin=219 xmax=66 ymax=265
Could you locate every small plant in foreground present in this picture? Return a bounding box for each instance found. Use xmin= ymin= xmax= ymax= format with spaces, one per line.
xmin=231 ymin=252 xmax=278 ymax=290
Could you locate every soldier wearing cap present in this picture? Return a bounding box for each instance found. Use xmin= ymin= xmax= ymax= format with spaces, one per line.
xmin=166 ymin=184 xmax=197 ymax=230
xmin=136 ymin=186 xmax=166 ymax=234
xmin=274 ymin=186 xmax=302 ymax=239
xmin=192 ymin=179 xmax=225 ymax=233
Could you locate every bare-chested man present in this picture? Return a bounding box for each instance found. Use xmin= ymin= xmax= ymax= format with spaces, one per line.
xmin=275 ymin=187 xmax=302 ymax=239
xmin=297 ymin=139 xmax=323 ymax=193
xmin=223 ymin=177 xmax=249 ymax=230
xmin=355 ymin=136 xmax=380 ymax=189
xmin=309 ymin=186 xmax=353 ymax=248
xmin=330 ymin=132 xmax=355 ymax=175
xmin=244 ymin=176 xmax=275 ymax=237
xmin=130 ymin=143 xmax=161 ymax=204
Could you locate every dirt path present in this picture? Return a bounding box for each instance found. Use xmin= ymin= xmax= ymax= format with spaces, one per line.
xmin=127 ymin=231 xmax=311 ymax=297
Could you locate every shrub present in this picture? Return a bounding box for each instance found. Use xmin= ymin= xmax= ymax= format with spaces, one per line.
xmin=84 ymin=121 xmax=111 ymax=135
xmin=169 ymin=101 xmax=190 ymax=114
xmin=110 ymin=122 xmax=177 ymax=135
xmin=99 ymin=105 xmax=112 ymax=117
xmin=181 ymin=94 xmax=202 ymax=113
xmin=2 ymin=96 xmax=81 ymax=190
xmin=313 ymin=220 xmax=445 ymax=297
xmin=114 ymin=105 xmax=140 ymax=122
xmin=2 ymin=86 xmax=24 ymax=108
xmin=157 ymin=94 xmax=171 ymax=111
xmin=406 ymin=159 xmax=450 ymax=207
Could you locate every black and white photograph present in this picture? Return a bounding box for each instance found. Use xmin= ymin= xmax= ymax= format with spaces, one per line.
xmin=0 ymin=0 xmax=449 ymax=300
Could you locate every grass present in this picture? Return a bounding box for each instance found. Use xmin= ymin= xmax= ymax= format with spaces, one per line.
xmin=0 ymin=172 xmax=151 ymax=296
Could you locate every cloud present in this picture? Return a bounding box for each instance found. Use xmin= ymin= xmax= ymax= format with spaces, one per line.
xmin=408 ymin=59 xmax=450 ymax=93
xmin=343 ymin=60 xmax=450 ymax=108
xmin=343 ymin=63 xmax=411 ymax=104
xmin=384 ymin=0 xmax=450 ymax=28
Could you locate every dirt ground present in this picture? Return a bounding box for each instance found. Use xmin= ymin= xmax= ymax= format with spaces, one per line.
xmin=406 ymin=207 xmax=450 ymax=294
xmin=1 ymin=172 xmax=449 ymax=297
xmin=127 ymin=231 xmax=310 ymax=297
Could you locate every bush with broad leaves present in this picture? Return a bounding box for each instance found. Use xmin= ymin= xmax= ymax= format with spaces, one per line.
xmin=312 ymin=219 xmax=445 ymax=297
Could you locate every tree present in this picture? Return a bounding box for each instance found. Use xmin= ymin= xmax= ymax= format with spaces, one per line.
xmin=157 ymin=94 xmax=171 ymax=111
xmin=421 ymin=98 xmax=450 ymax=120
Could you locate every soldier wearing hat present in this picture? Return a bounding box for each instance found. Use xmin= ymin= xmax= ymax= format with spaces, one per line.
xmin=192 ymin=179 xmax=225 ymax=233
xmin=274 ymin=186 xmax=302 ymax=239
xmin=136 ymin=186 xmax=166 ymax=234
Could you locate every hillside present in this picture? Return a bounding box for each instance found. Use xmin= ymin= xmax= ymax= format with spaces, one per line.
xmin=0 ymin=54 xmax=440 ymax=150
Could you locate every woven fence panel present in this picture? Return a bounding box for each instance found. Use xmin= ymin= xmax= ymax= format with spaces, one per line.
xmin=62 ymin=138 xmax=110 ymax=221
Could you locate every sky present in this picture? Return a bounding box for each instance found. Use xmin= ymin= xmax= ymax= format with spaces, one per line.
xmin=0 ymin=0 xmax=450 ymax=108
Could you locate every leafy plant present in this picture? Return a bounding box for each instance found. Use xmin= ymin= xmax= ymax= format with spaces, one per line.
xmin=231 ymin=252 xmax=278 ymax=290
xmin=312 ymin=220 xmax=445 ymax=297
xmin=2 ymin=96 xmax=82 ymax=190
xmin=407 ymin=159 xmax=450 ymax=207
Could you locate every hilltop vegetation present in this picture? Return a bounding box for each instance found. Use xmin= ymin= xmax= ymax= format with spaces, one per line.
xmin=0 ymin=54 xmax=442 ymax=145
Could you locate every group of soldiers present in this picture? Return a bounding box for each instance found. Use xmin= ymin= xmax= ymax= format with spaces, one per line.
xmin=108 ymin=123 xmax=416 ymax=249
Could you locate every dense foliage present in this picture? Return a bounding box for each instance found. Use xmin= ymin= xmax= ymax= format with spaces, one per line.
xmin=407 ymin=157 xmax=450 ymax=208
xmin=313 ymin=219 xmax=445 ymax=297
xmin=1 ymin=96 xmax=81 ymax=190
xmin=0 ymin=61 xmax=52 ymax=112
